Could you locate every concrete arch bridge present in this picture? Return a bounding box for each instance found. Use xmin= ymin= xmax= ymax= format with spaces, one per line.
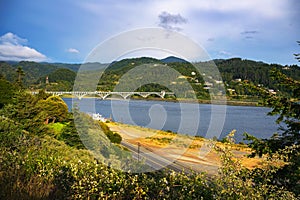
xmin=31 ymin=91 xmax=174 ymax=100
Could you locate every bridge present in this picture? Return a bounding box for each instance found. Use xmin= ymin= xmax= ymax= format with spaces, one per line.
xmin=31 ymin=91 xmax=174 ymax=100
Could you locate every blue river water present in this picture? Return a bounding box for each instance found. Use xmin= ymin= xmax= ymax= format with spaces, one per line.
xmin=63 ymin=98 xmax=281 ymax=143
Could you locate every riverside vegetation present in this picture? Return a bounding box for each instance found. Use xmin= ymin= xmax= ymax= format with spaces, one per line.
xmin=0 ymin=61 xmax=299 ymax=199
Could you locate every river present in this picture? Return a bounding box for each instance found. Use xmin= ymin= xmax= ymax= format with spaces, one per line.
xmin=63 ymin=98 xmax=281 ymax=143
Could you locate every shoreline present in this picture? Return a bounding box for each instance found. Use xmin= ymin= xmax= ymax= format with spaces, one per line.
xmin=60 ymin=95 xmax=259 ymax=107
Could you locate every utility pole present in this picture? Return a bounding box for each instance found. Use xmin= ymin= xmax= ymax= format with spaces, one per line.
xmin=137 ymin=142 xmax=140 ymax=162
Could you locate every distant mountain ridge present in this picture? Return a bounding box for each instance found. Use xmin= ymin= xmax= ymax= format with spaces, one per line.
xmin=0 ymin=57 xmax=299 ymax=94
xmin=160 ymin=56 xmax=188 ymax=63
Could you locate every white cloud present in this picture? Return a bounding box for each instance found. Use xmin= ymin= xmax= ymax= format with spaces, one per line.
xmin=151 ymin=0 xmax=289 ymax=19
xmin=219 ymin=50 xmax=231 ymax=55
xmin=0 ymin=32 xmax=47 ymax=62
xmin=0 ymin=32 xmax=27 ymax=45
xmin=67 ymin=48 xmax=80 ymax=53
xmin=216 ymin=50 xmax=241 ymax=59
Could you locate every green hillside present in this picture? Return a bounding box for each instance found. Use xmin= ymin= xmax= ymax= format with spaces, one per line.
xmin=0 ymin=58 xmax=299 ymax=99
xmin=0 ymin=61 xmax=105 ymax=90
xmin=96 ymin=57 xmax=300 ymax=99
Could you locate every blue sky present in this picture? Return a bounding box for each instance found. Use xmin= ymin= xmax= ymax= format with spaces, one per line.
xmin=0 ymin=0 xmax=299 ymax=65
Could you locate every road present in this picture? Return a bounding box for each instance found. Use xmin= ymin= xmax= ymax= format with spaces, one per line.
xmin=121 ymin=141 xmax=194 ymax=173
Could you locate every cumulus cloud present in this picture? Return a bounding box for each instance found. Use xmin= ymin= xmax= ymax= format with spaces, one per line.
xmin=67 ymin=48 xmax=80 ymax=53
xmin=0 ymin=32 xmax=28 ymax=45
xmin=158 ymin=11 xmax=187 ymax=31
xmin=0 ymin=32 xmax=47 ymax=62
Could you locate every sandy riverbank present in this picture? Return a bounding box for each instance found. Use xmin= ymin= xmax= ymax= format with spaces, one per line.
xmin=106 ymin=122 xmax=262 ymax=174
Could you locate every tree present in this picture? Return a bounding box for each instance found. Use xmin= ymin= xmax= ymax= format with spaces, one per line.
xmin=244 ymin=69 xmax=299 ymax=151
xmin=36 ymin=89 xmax=51 ymax=100
xmin=0 ymin=91 xmax=47 ymax=135
xmin=243 ymin=45 xmax=300 ymax=195
xmin=0 ymin=76 xmax=16 ymax=108
xmin=294 ymin=41 xmax=300 ymax=62
xmin=16 ymin=66 xmax=25 ymax=87
xmin=35 ymin=96 xmax=69 ymax=124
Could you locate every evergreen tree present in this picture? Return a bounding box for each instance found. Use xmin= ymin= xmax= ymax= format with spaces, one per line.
xmin=16 ymin=66 xmax=25 ymax=88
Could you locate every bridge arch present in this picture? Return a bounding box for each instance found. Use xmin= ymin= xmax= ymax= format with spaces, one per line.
xmin=102 ymin=93 xmax=127 ymax=99
xmin=142 ymin=93 xmax=163 ymax=99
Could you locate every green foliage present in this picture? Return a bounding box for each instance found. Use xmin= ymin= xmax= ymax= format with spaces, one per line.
xmin=220 ymin=129 xmax=236 ymax=144
xmin=0 ymin=61 xmax=17 ymax=82
xmin=0 ymin=76 xmax=16 ymax=108
xmin=217 ymin=58 xmax=300 ymax=86
xmin=1 ymin=57 xmax=299 ymax=100
xmin=243 ymin=132 xmax=272 ymax=157
xmin=243 ymin=67 xmax=300 ymax=196
xmin=35 ymin=89 xmax=51 ymax=100
xmin=47 ymin=68 xmax=76 ymax=83
xmin=94 ymin=57 xmax=300 ymax=100
xmin=37 ymin=68 xmax=77 ymax=91
xmin=0 ymin=134 xmax=96 ymax=199
xmin=51 ymin=121 xmax=86 ymax=149
xmin=1 ymin=92 xmax=47 ymax=134
xmin=0 ymin=91 xmax=69 ymax=134
xmin=244 ymin=69 xmax=300 ymax=151
xmin=0 ymin=115 xmax=25 ymax=149
xmin=99 ymin=122 xmax=122 ymax=144
xmin=294 ymin=41 xmax=300 ymax=62
xmin=1 ymin=88 xmax=298 ymax=199
xmin=35 ymin=95 xmax=69 ymax=124
xmin=16 ymin=66 xmax=25 ymax=88
xmin=249 ymin=144 xmax=300 ymax=197
xmin=17 ymin=61 xmax=57 ymax=81
xmin=0 ymin=61 xmax=82 ymax=89
xmin=97 ymin=58 xmax=162 ymax=91
xmin=0 ymin=94 xmax=214 ymax=199
xmin=214 ymin=58 xmax=300 ymax=100
xmin=213 ymin=144 xmax=297 ymax=200
xmin=97 ymin=57 xmax=210 ymax=99
xmin=48 ymin=121 xmax=65 ymax=134
xmin=146 ymin=136 xmax=172 ymax=145
xmin=1 ymin=63 xmax=300 ymax=199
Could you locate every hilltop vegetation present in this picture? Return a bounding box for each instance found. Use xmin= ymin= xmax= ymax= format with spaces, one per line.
xmin=0 ymin=61 xmax=104 ymax=91
xmin=0 ymin=57 xmax=299 ymax=100
xmin=96 ymin=57 xmax=300 ymax=100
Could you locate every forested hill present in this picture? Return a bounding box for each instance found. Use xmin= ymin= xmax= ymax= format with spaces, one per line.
xmin=215 ymin=58 xmax=300 ymax=86
xmin=0 ymin=61 xmax=104 ymax=90
xmin=98 ymin=57 xmax=300 ymax=86
xmin=96 ymin=57 xmax=300 ymax=97
xmin=0 ymin=57 xmax=299 ymax=95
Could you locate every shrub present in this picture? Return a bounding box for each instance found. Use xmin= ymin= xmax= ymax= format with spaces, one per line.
xmin=99 ymin=122 xmax=122 ymax=144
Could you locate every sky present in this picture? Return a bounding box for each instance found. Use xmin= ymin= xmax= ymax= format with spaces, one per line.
xmin=0 ymin=0 xmax=299 ymax=65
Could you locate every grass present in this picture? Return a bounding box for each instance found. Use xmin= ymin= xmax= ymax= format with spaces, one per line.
xmin=145 ymin=137 xmax=172 ymax=145
xmin=47 ymin=122 xmax=66 ymax=135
